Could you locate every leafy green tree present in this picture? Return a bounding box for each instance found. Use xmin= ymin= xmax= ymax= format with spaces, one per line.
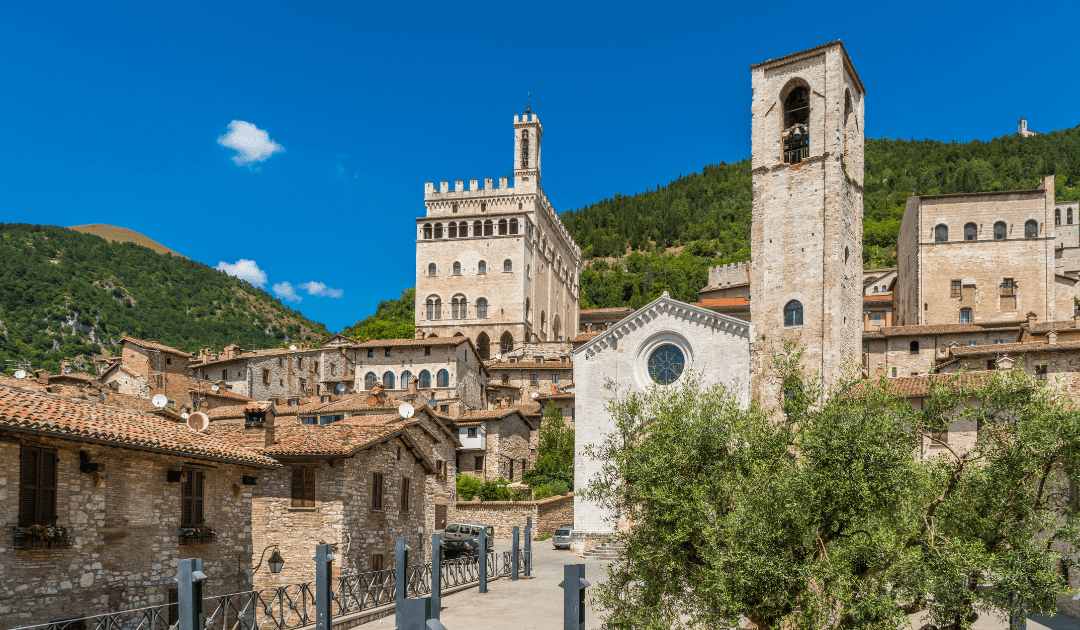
xmin=455 ymin=473 xmax=482 ymax=501
xmin=585 ymin=345 xmax=1080 ymax=630
xmin=523 ymin=400 xmax=575 ymax=491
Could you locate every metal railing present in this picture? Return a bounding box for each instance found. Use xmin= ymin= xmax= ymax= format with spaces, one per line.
xmin=11 ymin=552 xmax=532 ymax=630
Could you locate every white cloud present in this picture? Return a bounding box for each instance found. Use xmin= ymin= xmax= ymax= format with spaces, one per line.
xmin=216 ymin=259 xmax=267 ymax=286
xmin=273 ymin=281 xmax=302 ymax=303
xmin=299 ymin=281 xmax=344 ymax=298
xmin=217 ymin=120 xmax=285 ymax=166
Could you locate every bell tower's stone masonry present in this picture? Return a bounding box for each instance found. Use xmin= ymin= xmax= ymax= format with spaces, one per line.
xmin=748 ymin=41 xmax=866 ymax=405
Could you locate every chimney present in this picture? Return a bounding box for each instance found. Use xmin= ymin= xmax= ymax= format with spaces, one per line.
xmin=264 ymin=410 xmax=276 ymax=447
xmin=408 ymin=375 xmax=418 ymax=396
xmin=34 ymin=369 xmax=49 ymax=384
xmin=1048 ymin=331 xmax=1058 ymax=345
xmin=1027 ymin=311 xmax=1038 ymax=326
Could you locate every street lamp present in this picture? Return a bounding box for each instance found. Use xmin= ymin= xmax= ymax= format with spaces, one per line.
xmin=251 ymin=545 xmax=286 ymax=575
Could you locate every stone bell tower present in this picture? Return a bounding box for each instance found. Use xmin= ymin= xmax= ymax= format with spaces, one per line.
xmin=748 ymin=41 xmax=866 ymax=406
xmin=513 ymin=106 xmax=541 ymax=194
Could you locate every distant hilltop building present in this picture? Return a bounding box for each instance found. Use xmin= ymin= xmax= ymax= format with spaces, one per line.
xmin=1018 ymin=118 xmax=1040 ymax=137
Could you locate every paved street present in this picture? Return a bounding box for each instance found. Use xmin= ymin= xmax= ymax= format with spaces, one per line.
xmin=426 ymin=538 xmax=1080 ymax=630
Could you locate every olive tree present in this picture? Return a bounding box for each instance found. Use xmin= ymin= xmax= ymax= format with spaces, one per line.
xmin=584 ymin=344 xmax=1080 ymax=630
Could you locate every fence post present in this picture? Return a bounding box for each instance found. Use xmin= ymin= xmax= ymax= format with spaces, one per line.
xmin=512 ymin=526 xmax=520 ymax=581
xmin=478 ymin=529 xmax=488 ymax=593
xmin=560 ymin=564 xmax=589 ymax=630
xmin=176 ymin=558 xmax=207 ymax=630
xmin=396 ymin=537 xmax=409 ymax=615
xmin=524 ymin=517 xmax=532 ymax=577
xmin=315 ymin=544 xmax=335 ymax=630
xmin=431 ymin=533 xmax=442 ymax=619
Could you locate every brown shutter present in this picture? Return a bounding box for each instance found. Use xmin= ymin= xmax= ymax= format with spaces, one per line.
xmin=304 ymin=469 xmax=315 ymax=507
xmin=39 ymin=449 xmax=57 ymax=524
xmin=193 ymin=471 xmax=204 ymax=525
xmin=19 ymin=446 xmax=39 ymax=527
xmin=292 ymin=468 xmax=303 ymax=507
xmin=181 ymin=469 xmax=193 ymax=526
xmin=434 ymin=504 xmax=447 ymax=530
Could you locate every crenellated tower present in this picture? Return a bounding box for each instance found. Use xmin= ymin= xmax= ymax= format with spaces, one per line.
xmin=513 ymin=108 xmax=542 ymax=193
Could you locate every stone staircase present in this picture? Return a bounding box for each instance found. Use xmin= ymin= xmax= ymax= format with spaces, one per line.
xmin=582 ymin=540 xmax=624 ymax=560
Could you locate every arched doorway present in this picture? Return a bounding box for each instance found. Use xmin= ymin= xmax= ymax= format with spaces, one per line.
xmin=476 ymin=332 xmax=490 ymax=360
xmin=500 ymin=331 xmax=514 ymax=354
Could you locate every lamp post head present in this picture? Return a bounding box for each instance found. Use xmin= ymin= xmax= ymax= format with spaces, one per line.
xmin=268 ymin=549 xmax=285 ymax=574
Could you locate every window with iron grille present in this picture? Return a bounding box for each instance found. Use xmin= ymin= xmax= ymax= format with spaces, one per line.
xmin=291 ymin=468 xmax=315 ymax=508
xmin=19 ymin=445 xmax=58 ymax=527
xmin=181 ymin=468 xmax=204 ymax=527
xmin=951 ymin=280 xmax=962 ymax=298
xmin=371 ymin=472 xmax=384 ymax=510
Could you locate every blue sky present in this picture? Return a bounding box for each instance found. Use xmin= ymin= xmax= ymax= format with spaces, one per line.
xmin=2 ymin=0 xmax=1077 ymax=332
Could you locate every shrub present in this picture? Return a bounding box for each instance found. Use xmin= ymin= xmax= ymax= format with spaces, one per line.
xmin=456 ymin=474 xmax=482 ymax=501
xmin=478 ymin=477 xmax=513 ymax=502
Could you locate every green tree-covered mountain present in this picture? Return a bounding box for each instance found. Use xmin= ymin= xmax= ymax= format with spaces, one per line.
xmin=562 ymin=125 xmax=1080 ymax=308
xmin=0 ymin=224 xmax=331 ymax=374
xmin=341 ymin=288 xmax=415 ymax=341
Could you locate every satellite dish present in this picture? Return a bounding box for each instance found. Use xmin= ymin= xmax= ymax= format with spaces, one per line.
xmin=211 ymin=385 xmax=220 ymax=392
xmin=181 ymin=413 xmax=190 ymax=420
xmin=398 ymin=403 xmax=415 ymax=419
xmin=494 ymin=353 xmax=502 ymax=361
xmin=13 ymin=370 xmax=26 ymax=379
xmin=151 ymin=394 xmax=169 ymax=409
xmin=531 ymin=392 xmax=539 ymax=399
xmin=289 ymin=345 xmax=297 ymax=351
xmin=336 ymin=383 xmax=346 ymax=394
xmin=64 ymin=366 xmax=72 ymax=374
xmin=366 ymin=395 xmax=379 ymax=406
xmin=427 ymin=398 xmax=438 ymax=408
xmin=186 ymin=411 xmax=210 ymax=432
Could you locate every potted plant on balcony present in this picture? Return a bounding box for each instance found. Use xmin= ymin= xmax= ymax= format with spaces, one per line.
xmin=15 ymin=524 xmax=72 ymax=550
xmin=179 ymin=525 xmax=216 ymax=545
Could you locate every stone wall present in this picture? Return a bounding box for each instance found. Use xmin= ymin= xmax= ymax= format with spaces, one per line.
xmin=353 ymin=342 xmax=487 ymax=412
xmin=120 ymin=343 xmax=191 ymax=405
xmin=453 ymin=493 xmax=573 ymax=540
xmin=0 ymin=435 xmax=258 ymax=627
xmin=707 ymin=261 xmax=750 ymax=289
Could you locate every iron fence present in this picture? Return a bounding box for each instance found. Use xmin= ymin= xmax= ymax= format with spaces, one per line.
xmin=11 ymin=552 xmax=532 ymax=630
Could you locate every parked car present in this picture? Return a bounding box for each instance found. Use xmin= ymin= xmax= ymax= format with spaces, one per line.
xmin=440 ymin=522 xmax=496 ymax=558
xmin=552 ymin=526 xmax=572 ymax=549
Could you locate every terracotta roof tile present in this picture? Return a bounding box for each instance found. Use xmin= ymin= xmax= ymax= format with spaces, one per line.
xmin=573 ymin=332 xmax=600 ymax=343
xmin=355 ymin=338 xmax=468 ymax=349
xmin=1026 ymin=321 xmax=1078 ymax=333
xmin=262 ymin=424 xmax=402 ymax=457
xmin=864 ymin=324 xmax=1021 ymax=338
xmin=121 ymin=336 xmax=193 ymax=358
xmin=194 ymin=387 xmax=252 ymax=402
xmin=536 ymin=392 xmax=575 ymax=401
xmin=484 ymin=361 xmax=573 ymax=370
xmin=693 ymin=297 xmax=751 ymax=308
xmin=0 ymin=384 xmax=277 ymax=467
xmin=950 ymin=340 xmax=1080 ymax=357
xmin=579 ymin=307 xmax=634 ymax=316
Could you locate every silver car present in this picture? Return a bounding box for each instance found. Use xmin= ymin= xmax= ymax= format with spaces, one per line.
xmin=552 ymin=526 xmax=572 ymax=549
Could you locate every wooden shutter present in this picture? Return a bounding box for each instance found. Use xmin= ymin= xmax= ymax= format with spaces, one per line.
xmin=401 ymin=478 xmax=410 ymax=512
xmin=39 ymin=449 xmax=57 ymax=524
xmin=434 ymin=504 xmax=447 ymax=530
xmin=193 ymin=471 xmax=204 ymax=525
xmin=292 ymin=468 xmax=315 ymax=507
xmin=19 ymin=446 xmax=39 ymax=527
xmin=372 ymin=472 xmax=383 ymax=509
xmin=181 ymin=470 xmax=193 ymax=526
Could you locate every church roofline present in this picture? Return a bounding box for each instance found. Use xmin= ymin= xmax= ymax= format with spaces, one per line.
xmin=574 ymin=293 xmax=751 ymax=359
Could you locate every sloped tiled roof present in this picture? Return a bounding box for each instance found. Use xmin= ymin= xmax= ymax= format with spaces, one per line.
xmin=1026 ymin=321 xmax=1079 ymax=334
xmin=950 ymin=340 xmax=1080 ymax=357
xmin=0 ymin=384 xmax=277 ymax=467
xmin=579 ymin=307 xmax=633 ymax=316
xmin=121 ymin=337 xmax=193 ymax=358
xmin=195 ymin=387 xmax=253 ymax=402
xmin=262 ymin=424 xmax=402 ymax=457
xmin=536 ymin=392 xmax=575 ymax=401
xmin=484 ymin=361 xmax=573 ymax=370
xmin=863 ymin=324 xmax=1021 ymax=339
xmin=693 ymin=297 xmax=751 ymax=308
xmin=355 ymin=338 xmax=469 ymax=349
xmin=573 ymin=332 xmax=600 ymax=343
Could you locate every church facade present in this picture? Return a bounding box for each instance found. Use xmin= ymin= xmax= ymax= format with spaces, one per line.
xmin=414 ymin=110 xmax=582 ymax=360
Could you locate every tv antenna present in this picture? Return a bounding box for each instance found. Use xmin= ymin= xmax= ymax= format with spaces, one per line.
xmin=398 ymin=403 xmax=415 ymax=419
xmin=151 ymin=394 xmax=169 ymax=409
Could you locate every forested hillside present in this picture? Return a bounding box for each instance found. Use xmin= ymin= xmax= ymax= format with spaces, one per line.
xmin=0 ymin=224 xmax=330 ymax=374
xmin=341 ymin=288 xmax=415 ymax=340
xmin=563 ymin=125 xmax=1080 ymax=308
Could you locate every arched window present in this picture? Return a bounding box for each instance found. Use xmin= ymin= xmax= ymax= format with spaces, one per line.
xmin=476 ymin=332 xmax=490 ymax=360
xmin=436 ymin=369 xmax=449 ymax=388
xmin=428 ymin=263 xmax=436 ymax=276
xmin=423 ymin=223 xmax=432 ymax=239
xmin=481 ymin=203 xmax=487 ymax=212
xmin=782 ymin=84 xmax=810 ymax=164
xmin=873 ymin=286 xmax=879 ymax=293
xmin=453 ymin=262 xmax=461 ymax=276
xmin=425 ymin=297 xmax=441 ymax=320
xmin=460 ymin=221 xmax=469 ymax=237
xmin=448 ymin=223 xmax=457 ymax=238
xmin=964 ymin=223 xmax=977 ymax=241
xmin=1070 ymin=208 xmax=1075 ymax=225
xmin=434 ymin=223 xmax=443 ymax=239
xmin=959 ymin=308 xmax=972 ymax=324
xmin=935 ymin=224 xmax=948 ymax=242
xmin=993 ymin=222 xmax=1006 ymax=240
xmin=418 ymin=370 xmax=431 ymax=388
xmin=783 ymin=300 xmax=803 ymax=327
xmin=521 ymin=130 xmax=530 ymax=168
xmin=484 ymin=220 xmax=493 ymax=236
xmin=473 ymin=220 xmax=482 ymax=236
xmin=540 ymin=311 xmax=547 ymax=332
xmin=1056 ymin=209 xmax=1061 ymax=226
xmin=498 ymin=219 xmax=508 ymax=235
xmin=525 ymin=298 xmax=531 ymax=320
xmin=910 ymin=340 xmax=919 ymax=354
xmin=401 ymin=371 xmax=413 ymax=389
xmin=478 ymin=260 xmax=487 ymax=274
xmin=509 ymin=218 xmax=519 ymax=235
xmin=1025 ymin=220 xmax=1038 ymax=238
xmin=476 ymin=298 xmax=488 ymax=319
xmin=504 ymin=259 xmax=513 ymax=272
xmin=365 ymin=372 xmax=377 ymax=390
xmin=383 ymin=371 xmax=395 ymax=389
xmin=500 ymin=331 xmax=514 ymax=353
xmin=451 ymin=295 xmax=466 ymax=319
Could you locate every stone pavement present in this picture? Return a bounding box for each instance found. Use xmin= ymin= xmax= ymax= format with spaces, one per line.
xmin=420 ymin=538 xmax=1080 ymax=630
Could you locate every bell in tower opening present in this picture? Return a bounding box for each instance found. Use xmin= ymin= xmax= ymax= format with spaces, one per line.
xmin=521 ymin=130 xmax=530 ymax=169
xmin=782 ymin=85 xmax=810 ymax=164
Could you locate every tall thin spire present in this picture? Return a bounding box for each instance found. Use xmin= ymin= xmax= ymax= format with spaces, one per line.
xmin=525 ymin=92 xmax=531 ymax=114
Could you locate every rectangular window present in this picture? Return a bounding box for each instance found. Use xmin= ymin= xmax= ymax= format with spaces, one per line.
xmin=873 ymin=313 xmax=882 ymax=324
xmin=960 ymin=310 xmax=972 ymax=324
xmin=509 ymin=395 xmax=515 ymax=404
xmin=502 ymin=373 xmax=509 ymax=384
xmin=181 ymin=468 xmax=204 ymax=527
xmin=968 ymin=340 xmax=977 ymax=346
xmin=424 ymin=347 xmax=431 ymax=356
xmin=987 ymin=360 xmax=996 ymax=370
xmin=1036 ymin=364 xmax=1048 ymax=379
xmin=1000 ymin=278 xmax=1015 ymax=296
xmin=552 ymin=374 xmax=559 ymax=385
xmin=291 ymin=468 xmax=315 ymax=507
xmin=263 ymin=369 xmax=270 ymax=384
xmin=534 ymin=357 xmax=542 ymax=363
xmin=298 ymin=358 xmax=303 ymax=368
xmin=530 ymin=374 xmax=538 ymax=386
xmin=371 ymin=472 xmax=384 ymax=510
xmin=19 ymin=445 xmax=58 ymax=527
xmin=400 ymin=477 xmax=411 ymax=512
xmin=221 ymin=369 xmax=228 ymax=380
xmin=302 ymin=417 xmax=316 ymax=425
xmin=367 ymin=349 xmax=374 ymax=358
xmin=467 ymin=427 xmax=477 ymax=438
xmin=385 ymin=349 xmax=391 ymax=357
xmin=372 ymin=554 xmax=384 ymax=572
xmin=509 ymin=460 xmax=515 ymax=481
xmin=299 ymin=378 xmax=306 ymax=393
xmin=951 ymin=280 xmax=962 ymax=298
xmin=166 ymin=357 xmax=172 ymax=365
xmin=474 ymin=456 xmax=484 ymax=472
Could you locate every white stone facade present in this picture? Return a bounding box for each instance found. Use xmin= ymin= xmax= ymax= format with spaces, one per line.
xmin=572 ymin=295 xmax=750 ymax=537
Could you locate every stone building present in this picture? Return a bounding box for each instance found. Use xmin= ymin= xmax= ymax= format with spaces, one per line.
xmin=894 ymin=176 xmax=1074 ymax=327
xmin=863 ymin=268 xmax=895 ymax=295
xmin=97 ymin=337 xmax=194 ymax=404
xmin=748 ymin=41 xmax=866 ymax=403
xmin=354 ymin=338 xmax=488 ymax=413
xmin=1055 ymin=200 xmax=1080 ymax=280
xmin=0 ymin=383 xmax=276 ymax=627
xmin=483 ymin=357 xmax=573 ymax=407
xmin=535 ymin=391 xmax=576 ymax=429
xmin=445 ymin=408 xmax=535 ymax=483
xmin=862 ymin=322 xmax=1023 ymax=379
xmin=572 ymin=294 xmax=751 ymax=543
xmin=863 ymin=294 xmax=894 ymax=330
xmin=415 ymin=109 xmax=583 ymax=358
xmin=578 ymin=307 xmax=634 ymax=334
xmin=698 ymin=261 xmax=751 ymax=301
xmin=190 ymin=343 xmax=356 ymax=405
